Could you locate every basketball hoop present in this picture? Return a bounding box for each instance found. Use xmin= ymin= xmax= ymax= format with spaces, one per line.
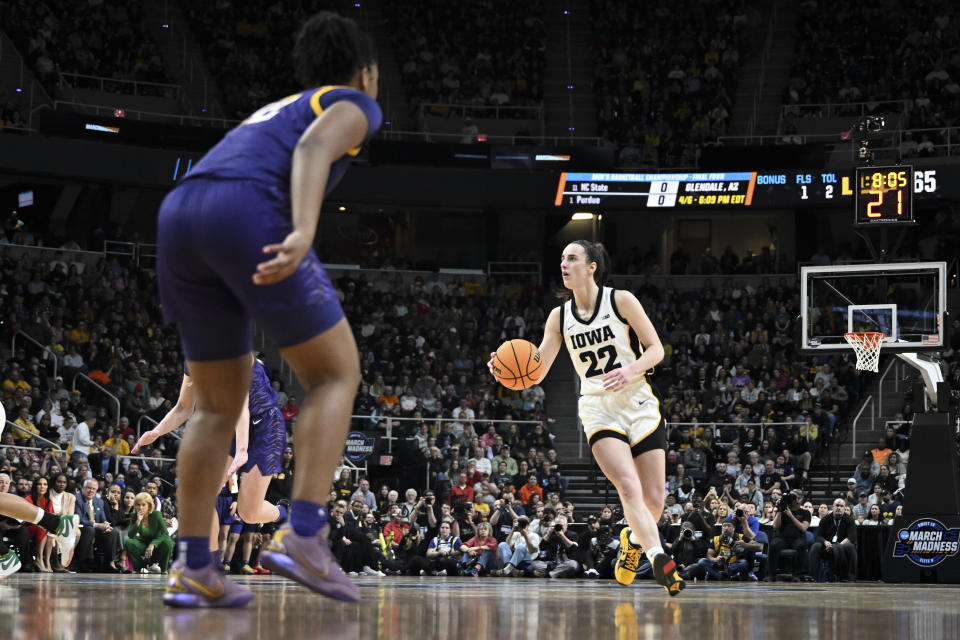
xmin=844 ymin=332 xmax=885 ymax=372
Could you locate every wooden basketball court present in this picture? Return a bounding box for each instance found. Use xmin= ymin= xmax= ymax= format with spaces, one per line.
xmin=2 ymin=574 xmax=959 ymax=639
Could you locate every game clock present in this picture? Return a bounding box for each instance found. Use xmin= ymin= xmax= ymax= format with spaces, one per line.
xmin=854 ymin=165 xmax=914 ymax=225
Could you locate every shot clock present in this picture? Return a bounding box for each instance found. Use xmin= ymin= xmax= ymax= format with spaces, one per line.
xmin=854 ymin=166 xmax=914 ymax=225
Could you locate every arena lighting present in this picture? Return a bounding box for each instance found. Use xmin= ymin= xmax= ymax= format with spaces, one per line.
xmin=338 ymin=206 xmax=346 ymax=211
xmin=571 ymin=212 xmax=594 ymax=220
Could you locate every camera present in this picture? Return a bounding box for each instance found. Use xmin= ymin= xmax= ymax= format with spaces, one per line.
xmin=735 ymin=509 xmax=744 ymax=519
xmin=682 ymin=528 xmax=694 ymax=540
xmin=862 ymin=115 xmax=885 ymax=133
xmin=554 ymin=523 xmax=563 ymax=532
xmin=719 ymin=534 xmax=733 ymax=547
xmin=778 ymin=494 xmax=797 ymax=512
xmin=597 ymin=526 xmax=612 ymax=544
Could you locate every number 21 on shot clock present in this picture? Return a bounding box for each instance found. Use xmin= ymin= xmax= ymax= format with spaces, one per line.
xmin=854 ymin=165 xmax=914 ymax=225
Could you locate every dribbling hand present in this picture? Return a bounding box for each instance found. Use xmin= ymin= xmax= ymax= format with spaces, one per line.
xmin=253 ymin=229 xmax=312 ymax=285
xmin=486 ymin=353 xmax=496 ymax=375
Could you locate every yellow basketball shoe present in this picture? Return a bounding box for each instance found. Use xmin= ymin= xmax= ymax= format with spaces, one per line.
xmin=652 ymin=553 xmax=686 ymax=597
xmin=614 ymin=527 xmax=643 ymax=586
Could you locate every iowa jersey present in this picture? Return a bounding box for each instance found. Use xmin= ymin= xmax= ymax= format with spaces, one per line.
xmin=562 ymin=286 xmax=649 ymax=396
xmin=185 ymin=86 xmax=381 ymax=207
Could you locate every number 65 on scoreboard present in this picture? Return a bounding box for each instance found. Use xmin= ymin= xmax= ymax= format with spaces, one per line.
xmin=854 ymin=165 xmax=914 ymax=226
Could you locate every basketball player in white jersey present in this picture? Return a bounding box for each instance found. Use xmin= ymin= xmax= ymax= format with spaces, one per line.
xmin=0 ymin=402 xmax=80 ymax=579
xmin=490 ymin=240 xmax=684 ymax=595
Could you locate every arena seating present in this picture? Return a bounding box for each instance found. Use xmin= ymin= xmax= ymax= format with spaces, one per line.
xmin=383 ymin=0 xmax=545 ymax=115
xmin=589 ymin=0 xmax=750 ymax=166
xmin=3 ymin=0 xmax=168 ymax=95
xmin=783 ymin=0 xmax=960 ymax=151
xmin=180 ymin=0 xmax=358 ymax=119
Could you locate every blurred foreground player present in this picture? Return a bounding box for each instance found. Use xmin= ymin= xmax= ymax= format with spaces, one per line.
xmin=156 ymin=12 xmax=381 ymax=607
xmin=0 ymin=403 xmax=80 ymax=579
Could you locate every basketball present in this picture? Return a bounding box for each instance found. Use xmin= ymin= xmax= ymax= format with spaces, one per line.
xmin=492 ymin=339 xmax=542 ymax=390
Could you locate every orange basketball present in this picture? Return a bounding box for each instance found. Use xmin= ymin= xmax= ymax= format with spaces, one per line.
xmin=492 ymin=339 xmax=542 ymax=390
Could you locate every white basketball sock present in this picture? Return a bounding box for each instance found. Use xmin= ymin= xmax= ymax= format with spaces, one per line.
xmin=645 ymin=546 xmax=665 ymax=560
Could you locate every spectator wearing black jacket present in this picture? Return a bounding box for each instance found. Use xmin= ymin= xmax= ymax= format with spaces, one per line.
xmin=328 ymin=502 xmax=375 ymax=576
xmin=533 ymin=514 xmax=578 ymax=578
xmin=809 ymin=498 xmax=857 ymax=582
xmin=767 ymin=492 xmax=812 ymax=581
xmin=576 ymin=516 xmax=617 ymax=579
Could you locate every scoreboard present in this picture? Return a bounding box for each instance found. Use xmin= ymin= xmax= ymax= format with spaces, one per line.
xmin=854 ymin=165 xmax=913 ymax=225
xmin=554 ymin=167 xmax=947 ymax=210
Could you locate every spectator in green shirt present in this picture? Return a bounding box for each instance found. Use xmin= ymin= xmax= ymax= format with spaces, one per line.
xmin=124 ymin=492 xmax=174 ymax=573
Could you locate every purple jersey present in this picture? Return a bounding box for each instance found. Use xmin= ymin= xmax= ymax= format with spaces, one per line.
xmin=185 ymin=86 xmax=381 ymax=206
xmin=249 ymin=359 xmax=279 ymax=418
xmin=184 ymin=360 xmax=279 ymax=417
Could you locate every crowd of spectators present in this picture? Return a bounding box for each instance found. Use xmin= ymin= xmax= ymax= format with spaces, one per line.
xmin=3 ymin=0 xmax=168 ymax=97
xmin=180 ymin=0 xmax=357 ymax=120
xmin=384 ymin=0 xmax=545 ymax=116
xmin=590 ymin=0 xmax=754 ymax=167
xmin=1 ymin=245 xmax=903 ymax=582
xmin=784 ymin=1 xmax=960 ymax=156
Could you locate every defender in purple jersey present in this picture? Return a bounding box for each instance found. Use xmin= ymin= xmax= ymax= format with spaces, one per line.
xmin=134 ymin=358 xmax=289 ymax=598
xmin=155 ymin=12 xmax=376 ymax=607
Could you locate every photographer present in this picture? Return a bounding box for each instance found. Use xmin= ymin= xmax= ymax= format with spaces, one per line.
xmin=681 ymin=496 xmax=716 ymax=538
xmin=492 ymin=516 xmax=540 ymax=576
xmin=576 ymin=515 xmax=618 ymax=579
xmin=395 ymin=525 xmax=430 ymax=576
xmin=672 ymin=521 xmax=707 ymax=580
xmin=409 ymin=491 xmax=438 ymax=539
xmin=452 ymin=502 xmax=478 ymax=543
xmin=696 ymin=520 xmax=761 ymax=581
xmin=534 ymin=507 xmax=557 ymax=539
xmin=532 ymin=514 xmax=579 ymax=578
xmin=809 ymin=498 xmax=857 ymax=582
xmin=726 ymin=502 xmax=760 ymax=543
xmin=767 ymin=491 xmax=811 ymax=581
xmin=489 ymin=491 xmax=525 ymax=543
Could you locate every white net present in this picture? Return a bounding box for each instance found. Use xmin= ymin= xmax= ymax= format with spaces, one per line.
xmin=844 ymin=332 xmax=884 ymax=372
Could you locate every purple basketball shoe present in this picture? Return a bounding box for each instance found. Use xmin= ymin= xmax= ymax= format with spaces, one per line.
xmin=259 ymin=524 xmax=360 ymax=602
xmin=163 ymin=560 xmax=254 ymax=608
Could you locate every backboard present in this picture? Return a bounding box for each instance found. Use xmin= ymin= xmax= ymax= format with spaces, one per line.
xmin=801 ymin=262 xmax=946 ymax=354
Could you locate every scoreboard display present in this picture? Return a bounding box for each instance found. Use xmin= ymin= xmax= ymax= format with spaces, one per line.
xmin=854 ymin=165 xmax=914 ymax=225
xmin=554 ymin=167 xmax=944 ymax=210
xmin=555 ymin=171 xmax=757 ymax=209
